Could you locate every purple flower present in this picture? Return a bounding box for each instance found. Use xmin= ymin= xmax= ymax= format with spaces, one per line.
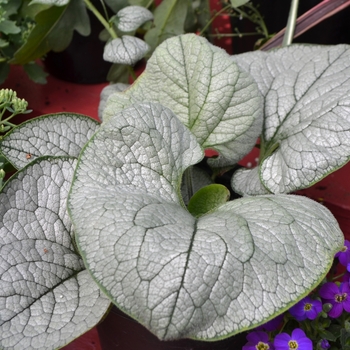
xmin=256 ymin=314 xmax=284 ymax=331
xmin=319 ymin=282 xmax=350 ymax=318
xmin=243 ymin=331 xmax=274 ymax=350
xmin=335 ymin=240 xmax=350 ymax=266
xmin=320 ymin=339 xmax=330 ymax=349
xmin=274 ymin=328 xmax=312 ymax=350
xmin=289 ymin=296 xmax=322 ymax=321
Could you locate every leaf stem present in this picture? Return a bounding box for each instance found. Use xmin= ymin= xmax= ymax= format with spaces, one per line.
xmin=83 ymin=0 xmax=117 ymax=39
xmin=83 ymin=0 xmax=137 ymax=79
xmin=199 ymin=5 xmax=231 ymax=36
xmin=145 ymin=0 xmax=154 ymax=9
xmin=282 ymin=0 xmax=299 ymax=46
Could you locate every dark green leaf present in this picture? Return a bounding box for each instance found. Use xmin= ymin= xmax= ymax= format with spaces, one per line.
xmin=10 ymin=0 xmax=90 ymax=64
xmin=23 ymin=62 xmax=48 ymax=84
xmin=319 ymin=329 xmax=339 ymax=342
xmin=2 ymin=0 xmax=21 ymax=17
xmin=328 ymin=324 xmax=342 ymax=339
xmin=340 ymin=329 xmax=350 ymax=348
xmin=106 ymin=63 xmax=130 ymax=83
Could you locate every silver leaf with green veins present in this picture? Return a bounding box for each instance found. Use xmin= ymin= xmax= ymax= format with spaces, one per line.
xmin=103 ymin=36 xmax=150 ymax=65
xmin=0 ymin=113 xmax=100 ymax=169
xmin=231 ymin=45 xmax=350 ymax=194
xmin=29 ymin=0 xmax=69 ymax=5
xmin=103 ymin=33 xmax=263 ymax=167
xmin=0 ymin=157 xmax=110 ymax=350
xmin=69 ymin=102 xmax=343 ymax=341
xmin=117 ymin=5 xmax=154 ymax=32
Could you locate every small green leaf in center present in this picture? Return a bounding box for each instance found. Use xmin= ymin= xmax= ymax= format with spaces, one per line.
xmin=187 ymin=184 xmax=230 ymax=217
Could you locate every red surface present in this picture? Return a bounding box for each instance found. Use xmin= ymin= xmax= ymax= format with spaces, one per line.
xmin=3 ymin=65 xmax=106 ymax=122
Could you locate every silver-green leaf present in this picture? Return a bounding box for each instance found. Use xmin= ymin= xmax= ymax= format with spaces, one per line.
xmin=104 ymin=33 xmax=263 ymax=167
xmin=117 ymin=5 xmax=154 ymax=32
xmin=98 ymin=83 xmax=130 ymax=121
xmin=232 ymin=45 xmax=350 ymax=194
xmin=0 ymin=113 xmax=99 ymax=169
xmin=29 ymin=0 xmax=69 ymax=5
xmin=0 ymin=157 xmax=110 ymax=350
xmin=69 ymin=102 xmax=343 ymax=341
xmin=103 ymin=36 xmax=150 ymax=65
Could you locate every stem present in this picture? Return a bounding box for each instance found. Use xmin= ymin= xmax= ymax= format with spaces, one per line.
xmin=83 ymin=0 xmax=117 ymax=39
xmin=83 ymin=0 xmax=137 ymax=79
xmin=199 ymin=5 xmax=231 ymax=36
xmin=145 ymin=0 xmax=154 ymax=8
xmin=236 ymin=3 xmax=269 ymax=38
xmin=246 ymin=3 xmax=269 ymax=38
xmin=1 ymin=120 xmax=16 ymax=128
xmin=98 ymin=0 xmax=110 ymax=22
xmin=282 ymin=0 xmax=299 ymax=46
xmin=1 ymin=113 xmax=16 ymax=125
xmin=208 ymin=32 xmax=263 ymax=38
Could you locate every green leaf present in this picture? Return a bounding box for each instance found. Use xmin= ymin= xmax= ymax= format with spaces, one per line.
xmin=144 ymin=0 xmax=188 ymax=53
xmin=29 ymin=0 xmax=70 ymax=5
xmin=181 ymin=165 xmax=213 ymax=205
xmin=0 ymin=20 xmax=21 ymax=34
xmin=68 ymin=101 xmax=343 ymax=341
xmin=23 ymin=62 xmax=48 ymax=84
xmin=0 ymin=38 xmax=9 ymax=48
xmin=103 ymin=34 xmax=263 ymax=167
xmin=106 ymin=63 xmax=130 ymax=84
xmin=188 ymin=184 xmax=229 ymax=217
xmin=103 ymin=36 xmax=150 ymax=65
xmin=128 ymin=0 xmax=150 ymax=6
xmin=0 ymin=113 xmax=100 ymax=169
xmin=230 ymin=0 xmax=250 ymax=7
xmin=231 ymin=45 xmax=350 ymax=195
xmin=184 ymin=0 xmax=211 ymax=34
xmin=319 ymin=329 xmax=339 ymax=342
xmin=341 ymin=329 xmax=350 ymax=348
xmin=0 ymin=157 xmax=110 ymax=350
xmin=10 ymin=0 xmax=90 ymax=65
xmin=117 ymin=5 xmax=154 ymax=32
xmin=1 ymin=0 xmax=21 ymax=17
xmin=104 ymin=0 xmax=129 ymax=13
xmin=98 ymin=83 xmax=130 ymax=120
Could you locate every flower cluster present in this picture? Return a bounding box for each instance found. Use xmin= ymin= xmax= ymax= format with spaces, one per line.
xmin=243 ymin=240 xmax=350 ymax=350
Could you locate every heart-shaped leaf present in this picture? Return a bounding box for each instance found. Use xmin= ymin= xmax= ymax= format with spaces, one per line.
xmin=231 ymin=45 xmax=350 ymax=194
xmin=68 ymin=102 xmax=343 ymax=341
xmin=0 ymin=157 xmax=110 ymax=350
xmin=103 ymin=36 xmax=150 ymax=65
xmin=103 ymin=33 xmax=263 ymax=167
xmin=0 ymin=113 xmax=100 ymax=169
xmin=116 ymin=5 xmax=154 ymax=32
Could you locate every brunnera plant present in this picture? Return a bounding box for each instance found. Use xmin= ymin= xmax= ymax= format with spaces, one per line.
xmin=0 ymin=33 xmax=348 ymax=349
